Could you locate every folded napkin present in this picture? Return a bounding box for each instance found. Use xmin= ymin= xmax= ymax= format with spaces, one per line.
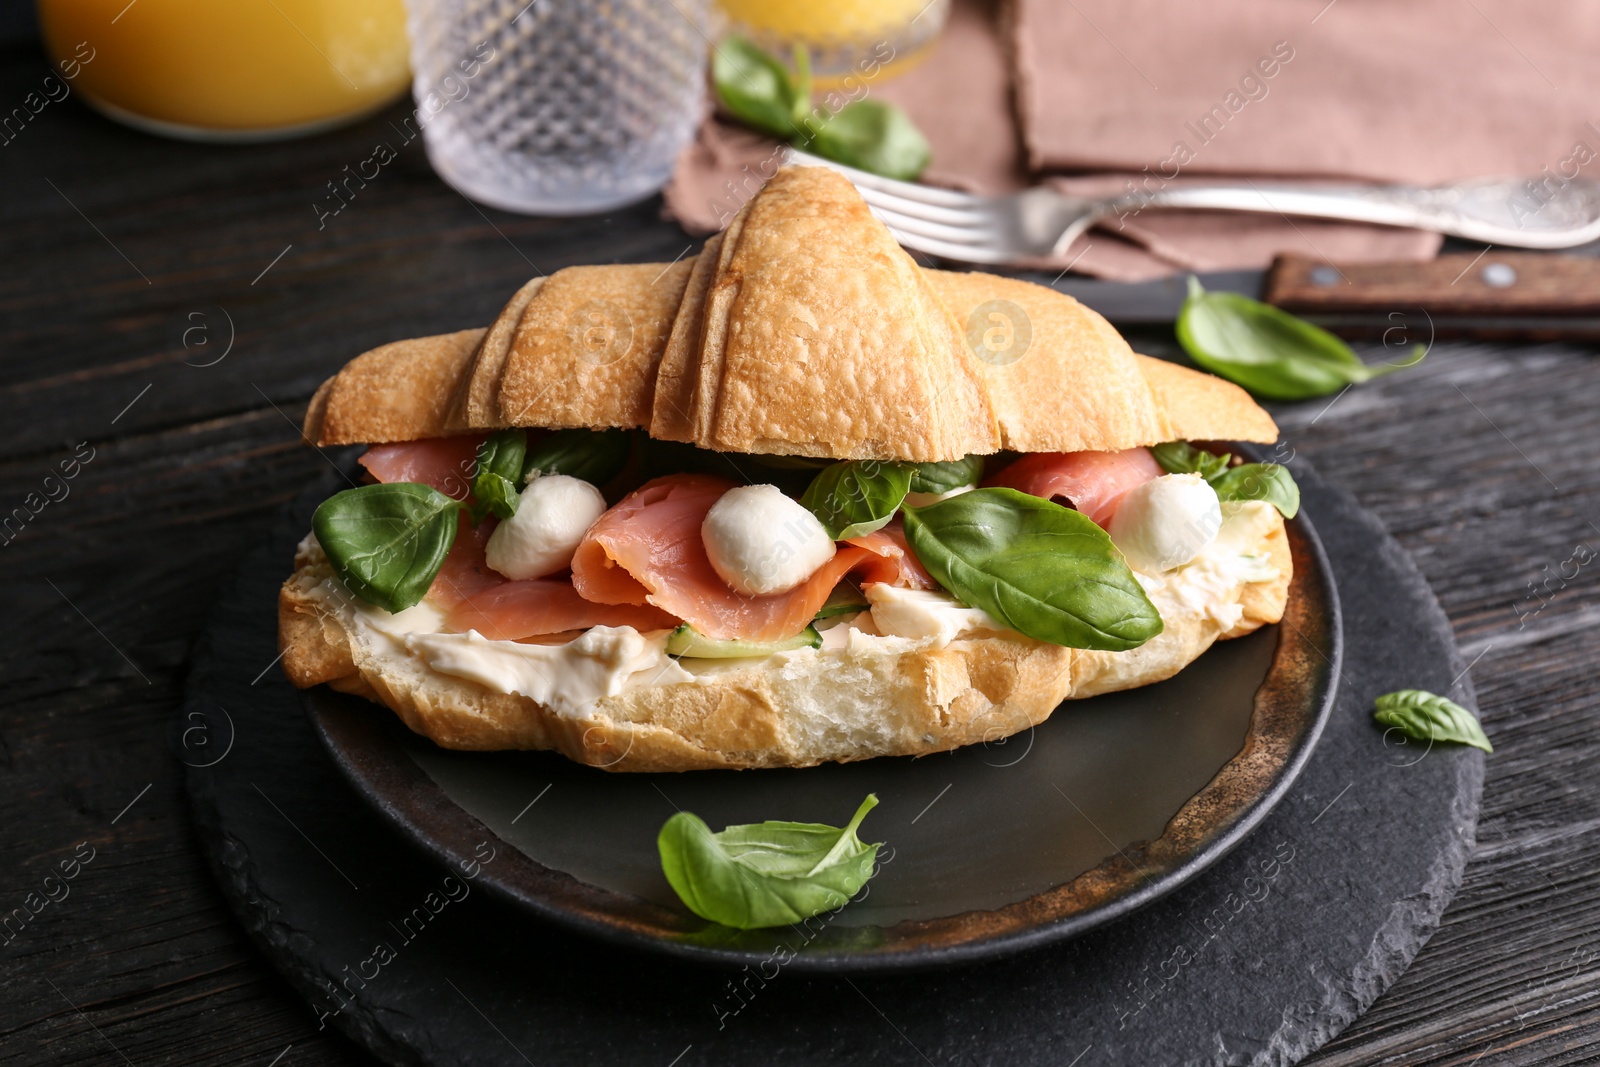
xmin=667 ymin=0 xmax=1599 ymax=279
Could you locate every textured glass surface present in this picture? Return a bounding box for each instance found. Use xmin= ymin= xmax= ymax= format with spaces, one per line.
xmin=406 ymin=0 xmax=709 ymax=214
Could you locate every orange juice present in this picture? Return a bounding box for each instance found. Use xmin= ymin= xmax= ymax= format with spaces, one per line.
xmin=38 ymin=0 xmax=410 ymax=139
xmin=715 ymin=0 xmax=947 ymax=86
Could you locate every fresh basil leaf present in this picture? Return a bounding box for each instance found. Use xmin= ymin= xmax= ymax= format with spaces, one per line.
xmin=521 ymin=428 xmax=630 ymax=486
xmin=1210 ymin=463 xmax=1300 ymax=519
xmin=1150 ymin=440 xmax=1231 ymax=481
xmin=1374 ymin=689 xmax=1492 ymax=753
xmin=468 ymin=429 xmax=527 ymax=524
xmin=799 ymin=459 xmax=915 ymax=540
xmin=712 ymin=36 xmax=803 ymax=140
xmin=1177 ymin=276 xmax=1425 ymax=400
xmin=810 ymin=99 xmax=931 ymax=181
xmin=908 ymin=455 xmax=984 ymax=494
xmin=312 ymin=483 xmax=459 ymax=613
xmin=903 ymin=487 xmax=1163 ymax=650
xmin=658 ymin=794 xmax=883 ymax=930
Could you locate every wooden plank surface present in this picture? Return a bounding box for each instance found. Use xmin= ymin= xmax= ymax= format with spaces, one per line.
xmin=1 ymin=47 xmax=1598 ymax=1067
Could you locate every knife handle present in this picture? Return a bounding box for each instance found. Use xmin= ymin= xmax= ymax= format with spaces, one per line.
xmin=1264 ymin=253 xmax=1600 ymax=316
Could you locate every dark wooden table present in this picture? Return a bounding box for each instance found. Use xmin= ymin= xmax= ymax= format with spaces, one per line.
xmin=2 ymin=45 xmax=1597 ymax=1067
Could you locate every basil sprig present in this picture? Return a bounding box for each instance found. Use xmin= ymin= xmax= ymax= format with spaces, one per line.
xmin=1151 ymin=440 xmax=1300 ymax=519
xmin=711 ymin=36 xmax=808 ymax=141
xmin=903 ymin=488 xmax=1163 ymax=651
xmin=799 ymin=455 xmax=986 ymax=539
xmin=468 ymin=429 xmax=527 ymax=524
xmin=810 ymin=100 xmax=931 ymax=181
xmin=712 ymin=36 xmax=931 ymax=181
xmin=908 ymin=455 xmax=984 ymax=495
xmin=658 ymin=794 xmax=883 ymax=930
xmin=312 ymin=483 xmax=460 ymax=613
xmin=799 ymin=460 xmax=914 ymax=539
xmin=1150 ymin=441 xmax=1230 ymax=482
xmin=1211 ymin=464 xmax=1300 ymax=519
xmin=1177 ymin=277 xmax=1425 ymax=400
xmin=1374 ymin=690 xmax=1493 ymax=753
xmin=521 ymin=427 xmax=630 ymax=485
xmin=469 ymin=427 xmax=629 ymax=524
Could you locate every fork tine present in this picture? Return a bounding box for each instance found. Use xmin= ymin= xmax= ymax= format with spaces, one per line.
xmin=862 ymin=201 xmax=996 ymax=247
xmin=781 ymin=149 xmax=1027 ymax=265
xmin=851 ymin=182 xmax=994 ymax=226
xmin=874 ymin=224 xmax=1018 ymax=266
xmin=784 ymin=150 xmax=983 ymax=209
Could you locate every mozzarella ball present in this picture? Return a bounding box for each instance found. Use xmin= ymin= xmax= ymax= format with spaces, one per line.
xmin=485 ymin=474 xmax=607 ymax=580
xmin=1108 ymin=473 xmax=1222 ymax=574
xmin=702 ymin=484 xmax=836 ymax=597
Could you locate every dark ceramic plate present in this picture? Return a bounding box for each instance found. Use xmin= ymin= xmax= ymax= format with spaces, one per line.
xmin=306 ymin=510 xmax=1338 ymax=973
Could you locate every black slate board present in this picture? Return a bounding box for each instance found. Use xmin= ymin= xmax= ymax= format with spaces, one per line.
xmin=183 ymin=459 xmax=1483 ymax=1067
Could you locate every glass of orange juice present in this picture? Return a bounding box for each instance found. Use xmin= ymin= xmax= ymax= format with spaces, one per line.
xmin=714 ymin=0 xmax=949 ymax=87
xmin=36 ymin=0 xmax=411 ymax=141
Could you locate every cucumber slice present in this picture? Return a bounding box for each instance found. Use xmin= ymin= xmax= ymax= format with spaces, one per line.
xmin=813 ymin=587 xmax=869 ymax=621
xmin=666 ymin=624 xmax=822 ymax=659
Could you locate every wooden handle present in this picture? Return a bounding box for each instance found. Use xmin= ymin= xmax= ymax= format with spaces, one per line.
xmin=1264 ymin=253 xmax=1600 ymax=316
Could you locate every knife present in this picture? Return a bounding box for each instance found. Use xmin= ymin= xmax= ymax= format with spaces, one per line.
xmin=1262 ymin=252 xmax=1600 ymax=340
xmin=1023 ymin=251 xmax=1600 ymax=339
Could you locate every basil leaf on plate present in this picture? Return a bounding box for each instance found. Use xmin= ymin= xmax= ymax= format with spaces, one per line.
xmin=468 ymin=429 xmax=527 ymax=524
xmin=658 ymin=794 xmax=883 ymax=929
xmin=1374 ymin=690 xmax=1493 ymax=752
xmin=712 ymin=36 xmax=805 ymax=140
xmin=1210 ymin=463 xmax=1301 ymax=519
xmin=908 ymin=455 xmax=985 ymax=494
xmin=312 ymin=483 xmax=460 ymax=613
xmin=1177 ymin=276 xmax=1425 ymax=400
xmin=1151 ymin=440 xmax=1232 ymax=481
xmin=902 ymin=487 xmax=1163 ymax=650
xmin=521 ymin=427 xmax=630 ymax=486
xmin=810 ymin=99 xmax=931 ymax=181
xmin=799 ymin=459 xmax=915 ymax=539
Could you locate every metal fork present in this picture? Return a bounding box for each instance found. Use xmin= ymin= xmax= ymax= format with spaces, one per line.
xmin=786 ymin=148 xmax=1600 ymax=265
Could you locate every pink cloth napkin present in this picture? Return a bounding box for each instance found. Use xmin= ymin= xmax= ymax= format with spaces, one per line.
xmin=667 ymin=0 xmax=1600 ymax=279
xmin=1016 ymin=0 xmax=1600 ymax=184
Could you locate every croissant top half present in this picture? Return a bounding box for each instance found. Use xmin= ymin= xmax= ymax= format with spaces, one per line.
xmin=305 ymin=167 xmax=1278 ymax=460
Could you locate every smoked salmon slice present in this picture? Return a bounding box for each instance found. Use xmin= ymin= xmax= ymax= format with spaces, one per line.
xmin=571 ymin=474 xmax=929 ymax=642
xmin=446 ymin=580 xmax=678 ymax=641
xmin=426 ymin=513 xmax=501 ymax=610
xmin=425 ymin=512 xmax=673 ymax=638
xmin=359 ymin=434 xmax=485 ymax=498
xmin=846 ymin=520 xmax=936 ymax=590
xmin=985 ymin=448 xmax=1161 ymax=527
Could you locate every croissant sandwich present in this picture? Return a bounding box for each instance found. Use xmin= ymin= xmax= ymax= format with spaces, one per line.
xmin=279 ymin=166 xmax=1297 ymax=772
